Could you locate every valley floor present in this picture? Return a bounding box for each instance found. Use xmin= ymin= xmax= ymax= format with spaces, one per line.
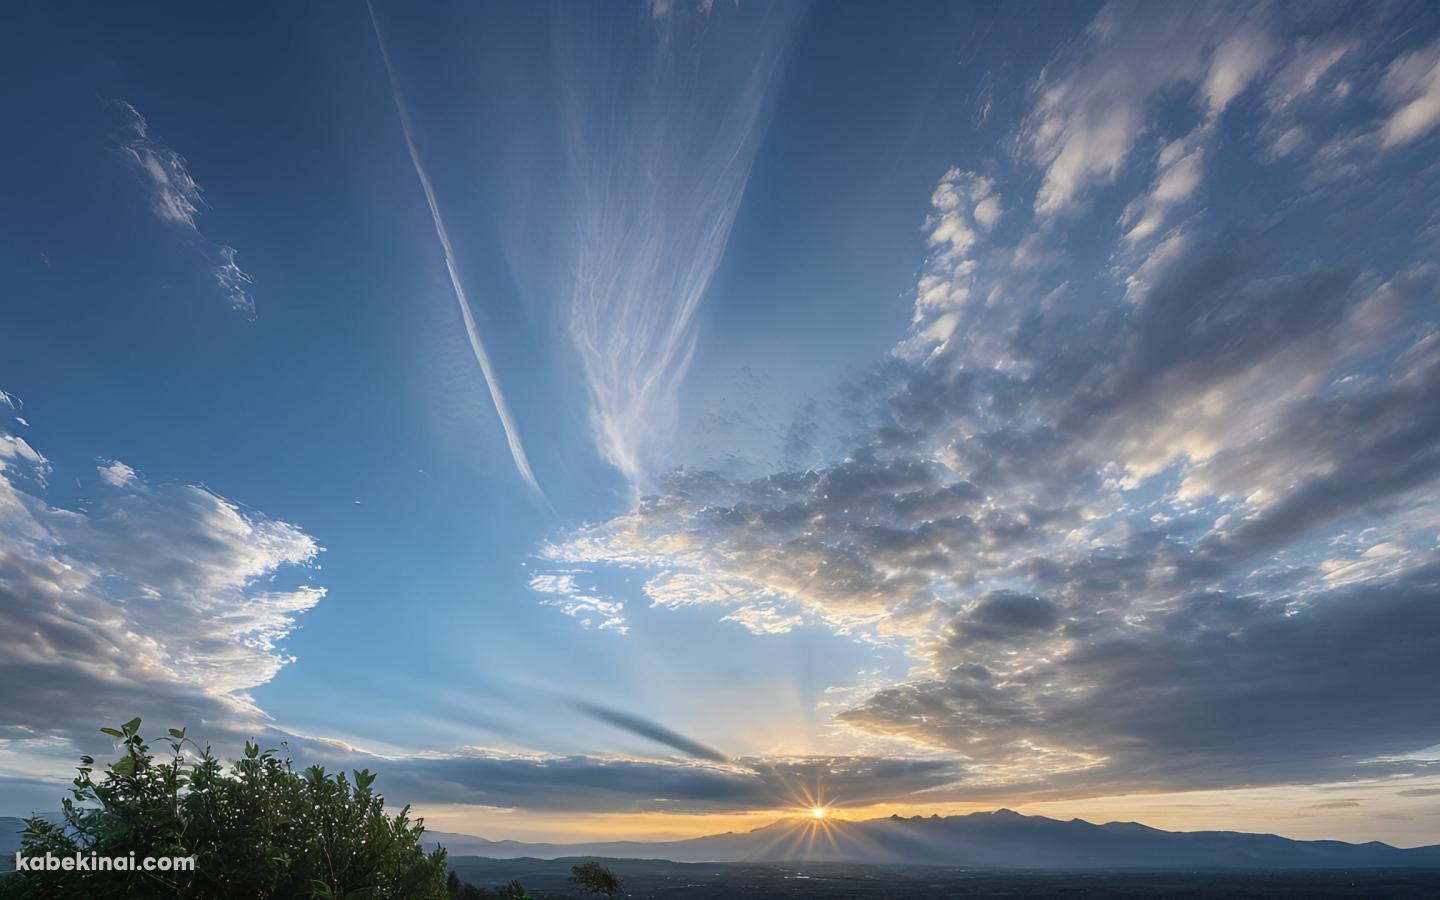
xmin=447 ymin=857 xmax=1440 ymax=899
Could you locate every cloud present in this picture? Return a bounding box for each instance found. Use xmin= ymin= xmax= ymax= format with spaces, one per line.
xmin=896 ymin=169 xmax=1002 ymax=363
xmin=0 ymin=403 xmax=322 ymax=768
xmin=0 ymin=434 xmax=50 ymax=487
xmin=0 ymin=400 xmax=973 ymax=820
xmin=571 ymin=701 xmax=728 ymax=763
xmin=15 ymin=2 xmax=1440 ymax=824
xmin=1119 ymin=131 xmax=1206 ymax=243
xmin=1265 ymin=39 xmax=1354 ymax=114
xmin=96 ymin=459 xmax=137 ymax=487
xmin=531 ymin=1 xmax=801 ymax=486
xmin=1022 ymin=3 xmax=1270 ymax=220
xmin=844 ymin=566 xmax=1440 ymax=794
xmin=115 ymin=101 xmax=256 ymax=316
xmin=958 ymin=591 xmax=1059 ymax=640
xmin=1304 ymin=33 xmax=1440 ymax=173
xmin=1202 ymin=29 xmax=1275 ymax=116
xmin=331 ymin=748 xmax=964 ymax=814
xmin=1020 ymin=2 xmax=1284 ymax=237
xmin=538 ymin=86 xmax=1440 ymax=799
xmin=528 ymin=572 xmax=628 ymax=634
xmin=366 ymin=2 xmax=544 ymax=498
xmin=1379 ymin=39 xmax=1440 ymax=149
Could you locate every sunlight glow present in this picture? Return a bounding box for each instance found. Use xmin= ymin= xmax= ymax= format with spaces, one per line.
xmin=810 ymin=806 xmax=827 ymax=820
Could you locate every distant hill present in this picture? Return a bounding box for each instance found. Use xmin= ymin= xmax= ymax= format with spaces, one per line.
xmin=422 ymin=809 xmax=1440 ymax=869
xmin=1 ymin=818 xmax=27 ymax=855
xmin=1 ymin=817 xmax=28 ymax=871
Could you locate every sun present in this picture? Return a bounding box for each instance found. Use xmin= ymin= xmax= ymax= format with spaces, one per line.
xmin=809 ymin=806 xmax=827 ymax=820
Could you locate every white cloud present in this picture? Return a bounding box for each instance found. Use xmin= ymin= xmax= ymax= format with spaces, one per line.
xmin=1022 ymin=3 xmax=1272 ymax=220
xmin=117 ymin=101 xmax=205 ymax=230
xmin=1266 ymin=124 xmax=1306 ymax=159
xmin=116 ymin=101 xmax=256 ymax=316
xmin=0 ymin=435 xmax=47 ymax=471
xmin=720 ymin=605 xmax=807 ymax=636
xmin=367 ymin=5 xmax=543 ymax=498
xmin=96 ymin=458 xmax=137 ymax=487
xmin=1379 ymin=40 xmax=1440 ymax=149
xmin=1265 ymin=39 xmax=1354 ymax=113
xmin=1307 ymin=38 xmax=1440 ymax=173
xmin=521 ymin=3 xmax=801 ymax=487
xmin=1203 ymin=30 xmax=1275 ymax=117
xmin=1120 ymin=130 xmax=1207 ymax=243
xmin=895 ymin=169 xmax=1003 ymax=363
xmin=528 ymin=572 xmax=628 ymax=634
xmin=0 ymin=415 xmax=322 ymax=767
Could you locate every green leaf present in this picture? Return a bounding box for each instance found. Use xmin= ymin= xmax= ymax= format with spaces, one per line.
xmin=121 ymin=717 xmax=142 ymax=736
xmin=168 ymin=728 xmax=185 ymax=739
xmin=100 ymin=727 xmax=124 ymax=738
xmin=112 ymin=756 xmax=136 ymax=776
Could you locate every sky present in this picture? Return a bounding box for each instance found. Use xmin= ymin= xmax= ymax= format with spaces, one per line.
xmin=2 ymin=0 xmax=1440 ymax=848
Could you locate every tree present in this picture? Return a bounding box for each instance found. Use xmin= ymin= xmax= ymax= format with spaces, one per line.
xmin=447 ymin=870 xmax=498 ymax=900
xmin=568 ymin=861 xmax=622 ymax=898
xmin=493 ymin=880 xmax=532 ymax=900
xmin=0 ymin=718 xmax=450 ymax=899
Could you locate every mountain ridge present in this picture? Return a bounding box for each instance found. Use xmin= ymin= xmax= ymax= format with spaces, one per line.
xmin=421 ymin=808 xmax=1440 ymax=869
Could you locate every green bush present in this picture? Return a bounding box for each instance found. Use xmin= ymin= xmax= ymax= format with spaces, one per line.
xmin=0 ymin=718 xmax=450 ymax=899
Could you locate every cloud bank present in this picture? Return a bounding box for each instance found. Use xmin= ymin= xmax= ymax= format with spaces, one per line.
xmin=537 ymin=1 xmax=1440 ymax=803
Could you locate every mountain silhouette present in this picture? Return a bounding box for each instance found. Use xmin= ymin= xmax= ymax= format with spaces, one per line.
xmin=421 ymin=809 xmax=1440 ymax=869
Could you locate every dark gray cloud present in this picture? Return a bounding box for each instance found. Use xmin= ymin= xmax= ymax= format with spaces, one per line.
xmin=267 ymin=736 xmax=967 ymax=814
xmin=964 ymin=591 xmax=1059 ymax=637
xmin=571 ymin=701 xmax=729 ymax=763
xmin=839 ymin=565 xmax=1440 ymax=794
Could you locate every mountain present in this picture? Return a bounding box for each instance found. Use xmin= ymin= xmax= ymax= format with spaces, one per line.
xmin=6 ymin=808 xmax=1438 ymax=870
xmin=1 ymin=817 xmax=36 ymax=853
xmin=423 ymin=809 xmax=1440 ymax=869
xmin=1 ymin=818 xmax=27 ymax=870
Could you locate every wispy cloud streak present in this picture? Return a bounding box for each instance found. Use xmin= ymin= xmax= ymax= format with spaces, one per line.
xmin=572 ymin=700 xmax=729 ymax=763
xmin=553 ymin=2 xmax=801 ymax=487
xmin=367 ymin=1 xmax=543 ymax=497
xmin=116 ymin=101 xmax=256 ymax=316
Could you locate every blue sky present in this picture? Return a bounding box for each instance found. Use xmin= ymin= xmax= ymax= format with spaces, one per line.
xmin=3 ymin=0 xmax=1440 ymax=846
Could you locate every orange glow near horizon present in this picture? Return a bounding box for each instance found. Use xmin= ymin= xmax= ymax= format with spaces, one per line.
xmin=410 ymin=775 xmax=1440 ymax=849
xmin=810 ymin=806 xmax=827 ymax=819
